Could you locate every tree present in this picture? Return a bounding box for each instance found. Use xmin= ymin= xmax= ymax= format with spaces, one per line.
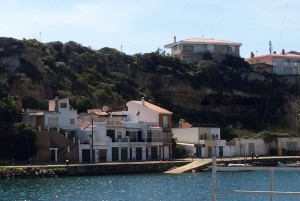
xmin=202 ymin=51 xmax=213 ymax=61
xmin=221 ymin=55 xmax=250 ymax=68
xmin=283 ymin=98 xmax=300 ymax=136
xmin=0 ymin=94 xmax=19 ymax=128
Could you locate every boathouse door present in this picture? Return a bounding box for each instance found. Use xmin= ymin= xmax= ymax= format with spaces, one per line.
xmin=99 ymin=149 xmax=107 ymax=162
xmin=121 ymin=147 xmax=128 ymax=161
xmin=248 ymin=143 xmax=255 ymax=155
xmin=136 ymin=147 xmax=142 ymax=160
xmin=112 ymin=147 xmax=119 ymax=161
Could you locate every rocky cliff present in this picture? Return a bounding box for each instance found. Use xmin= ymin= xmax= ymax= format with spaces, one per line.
xmin=0 ymin=37 xmax=297 ymax=134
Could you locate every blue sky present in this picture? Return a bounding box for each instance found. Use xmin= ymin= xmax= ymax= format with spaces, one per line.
xmin=0 ymin=0 xmax=298 ymax=58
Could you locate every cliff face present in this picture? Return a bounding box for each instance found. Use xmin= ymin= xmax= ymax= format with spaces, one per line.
xmin=0 ymin=37 xmax=296 ymax=130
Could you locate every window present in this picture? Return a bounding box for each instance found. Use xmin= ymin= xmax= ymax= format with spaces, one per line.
xmin=163 ymin=116 xmax=168 ymax=128
xmin=212 ymin=134 xmax=218 ymax=140
xmin=48 ymin=117 xmax=58 ymax=126
xmin=183 ymin=45 xmax=193 ymax=51
xmin=70 ymin=119 xmax=75 ymax=125
xmin=130 ymin=131 xmax=137 ymax=142
xmin=117 ymin=131 xmax=122 ymax=138
xmin=60 ymin=103 xmax=67 ymax=108
xmin=147 ymin=130 xmax=162 ymax=142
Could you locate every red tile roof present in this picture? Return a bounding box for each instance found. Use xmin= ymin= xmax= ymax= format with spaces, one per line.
xmin=246 ymin=53 xmax=300 ymax=62
xmin=132 ymin=101 xmax=173 ymax=114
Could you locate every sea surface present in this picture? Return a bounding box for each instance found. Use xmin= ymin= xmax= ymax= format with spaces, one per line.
xmin=1 ymin=170 xmax=300 ymax=201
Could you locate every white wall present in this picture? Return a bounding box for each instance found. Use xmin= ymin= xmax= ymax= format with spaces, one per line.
xmin=94 ymin=123 xmax=110 ymax=144
xmin=126 ymin=101 xmax=159 ymax=123
xmin=278 ymin=138 xmax=300 ymax=149
xmin=235 ymin=139 xmax=267 ymax=156
xmin=173 ymin=127 xmax=199 ymax=144
xmin=45 ymin=98 xmax=77 ymax=130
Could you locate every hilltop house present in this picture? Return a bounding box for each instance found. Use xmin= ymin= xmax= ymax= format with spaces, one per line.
xmin=246 ymin=51 xmax=300 ymax=75
xmin=77 ymin=98 xmax=173 ymax=162
xmin=164 ymin=37 xmax=242 ymax=63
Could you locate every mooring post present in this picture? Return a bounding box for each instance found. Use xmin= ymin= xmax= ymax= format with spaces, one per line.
xmin=269 ymin=169 xmax=275 ymax=201
xmin=212 ymin=155 xmax=217 ymax=201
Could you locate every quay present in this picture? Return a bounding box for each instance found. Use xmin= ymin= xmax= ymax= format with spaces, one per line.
xmin=1 ymin=156 xmax=300 ymax=178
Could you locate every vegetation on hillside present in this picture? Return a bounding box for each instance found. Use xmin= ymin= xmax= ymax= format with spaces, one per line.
xmin=0 ymin=37 xmax=299 ymax=149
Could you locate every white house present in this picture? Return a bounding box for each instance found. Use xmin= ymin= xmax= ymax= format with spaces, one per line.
xmin=246 ymin=51 xmax=300 ymax=75
xmin=173 ymin=126 xmax=224 ymax=158
xmin=22 ymin=97 xmax=78 ymax=163
xmin=22 ymin=96 xmax=77 ymax=131
xmin=234 ymin=138 xmax=267 ymax=157
xmin=164 ymin=37 xmax=242 ymax=63
xmin=173 ymin=121 xmax=269 ymax=158
xmin=77 ymin=98 xmax=173 ymax=162
xmin=277 ymin=137 xmax=300 ymax=155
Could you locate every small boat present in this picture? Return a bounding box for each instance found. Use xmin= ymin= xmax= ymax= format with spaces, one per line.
xmin=216 ymin=163 xmax=252 ymax=172
xmin=277 ymin=161 xmax=300 ymax=167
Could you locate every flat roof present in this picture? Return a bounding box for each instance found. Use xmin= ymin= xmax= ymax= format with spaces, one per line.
xmin=164 ymin=38 xmax=242 ymax=48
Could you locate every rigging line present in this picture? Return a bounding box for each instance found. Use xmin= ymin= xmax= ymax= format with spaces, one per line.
xmin=277 ymin=0 xmax=289 ymax=50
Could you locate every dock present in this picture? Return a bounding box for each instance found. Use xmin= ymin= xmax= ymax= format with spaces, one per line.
xmin=164 ymin=158 xmax=212 ymax=173
xmin=164 ymin=156 xmax=300 ymax=174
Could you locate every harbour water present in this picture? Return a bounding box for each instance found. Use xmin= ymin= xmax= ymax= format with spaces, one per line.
xmin=1 ymin=170 xmax=300 ymax=201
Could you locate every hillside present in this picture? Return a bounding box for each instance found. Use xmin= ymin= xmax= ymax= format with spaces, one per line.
xmin=0 ymin=37 xmax=298 ymax=138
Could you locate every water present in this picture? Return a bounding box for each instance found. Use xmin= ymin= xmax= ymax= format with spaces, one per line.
xmin=1 ymin=171 xmax=300 ymax=201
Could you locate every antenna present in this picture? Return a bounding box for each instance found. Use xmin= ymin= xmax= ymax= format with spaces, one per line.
xmin=39 ymin=32 xmax=42 ymax=41
xmin=269 ymin=41 xmax=272 ymax=54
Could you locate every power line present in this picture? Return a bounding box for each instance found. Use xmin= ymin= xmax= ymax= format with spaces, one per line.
xmin=277 ymin=0 xmax=289 ymax=50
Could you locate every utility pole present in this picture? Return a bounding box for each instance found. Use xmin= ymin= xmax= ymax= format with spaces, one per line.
xmin=90 ymin=116 xmax=94 ymax=162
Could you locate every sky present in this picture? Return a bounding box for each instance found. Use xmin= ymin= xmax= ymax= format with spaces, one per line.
xmin=0 ymin=0 xmax=299 ymax=58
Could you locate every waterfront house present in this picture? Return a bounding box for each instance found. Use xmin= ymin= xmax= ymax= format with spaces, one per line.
xmin=22 ymin=97 xmax=78 ymax=163
xmin=234 ymin=138 xmax=267 ymax=157
xmin=246 ymin=51 xmax=300 ymax=75
xmin=77 ymin=98 xmax=173 ymax=162
xmin=277 ymin=137 xmax=300 ymax=155
xmin=173 ymin=119 xmax=270 ymax=158
xmin=22 ymin=97 xmax=77 ymax=130
xmin=172 ymin=123 xmax=223 ymax=158
xmin=164 ymin=37 xmax=242 ymax=63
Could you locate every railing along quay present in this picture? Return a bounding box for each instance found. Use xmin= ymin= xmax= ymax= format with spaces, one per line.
xmin=211 ymin=156 xmax=300 ymax=201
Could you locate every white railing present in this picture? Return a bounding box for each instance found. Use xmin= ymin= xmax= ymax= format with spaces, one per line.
xmin=211 ymin=156 xmax=300 ymax=201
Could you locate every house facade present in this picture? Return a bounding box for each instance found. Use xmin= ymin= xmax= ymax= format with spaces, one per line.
xmin=164 ymin=37 xmax=242 ymax=63
xmin=173 ymin=119 xmax=271 ymax=158
xmin=173 ymin=126 xmax=223 ymax=158
xmin=22 ymin=97 xmax=77 ymax=131
xmin=246 ymin=51 xmax=300 ymax=75
xmin=77 ymin=98 xmax=173 ymax=162
xmin=22 ymin=97 xmax=78 ymax=163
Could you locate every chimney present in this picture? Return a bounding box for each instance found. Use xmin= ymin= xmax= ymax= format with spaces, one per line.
xmin=55 ymin=96 xmax=59 ymax=112
xmin=273 ymin=51 xmax=276 ymax=54
xmin=141 ymin=97 xmax=145 ymax=106
xmin=179 ymin=119 xmax=185 ymax=128
xmin=282 ymin=49 xmax=285 ymax=55
xmin=250 ymin=51 xmax=254 ymax=58
xmin=174 ymin=36 xmax=176 ymax=43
